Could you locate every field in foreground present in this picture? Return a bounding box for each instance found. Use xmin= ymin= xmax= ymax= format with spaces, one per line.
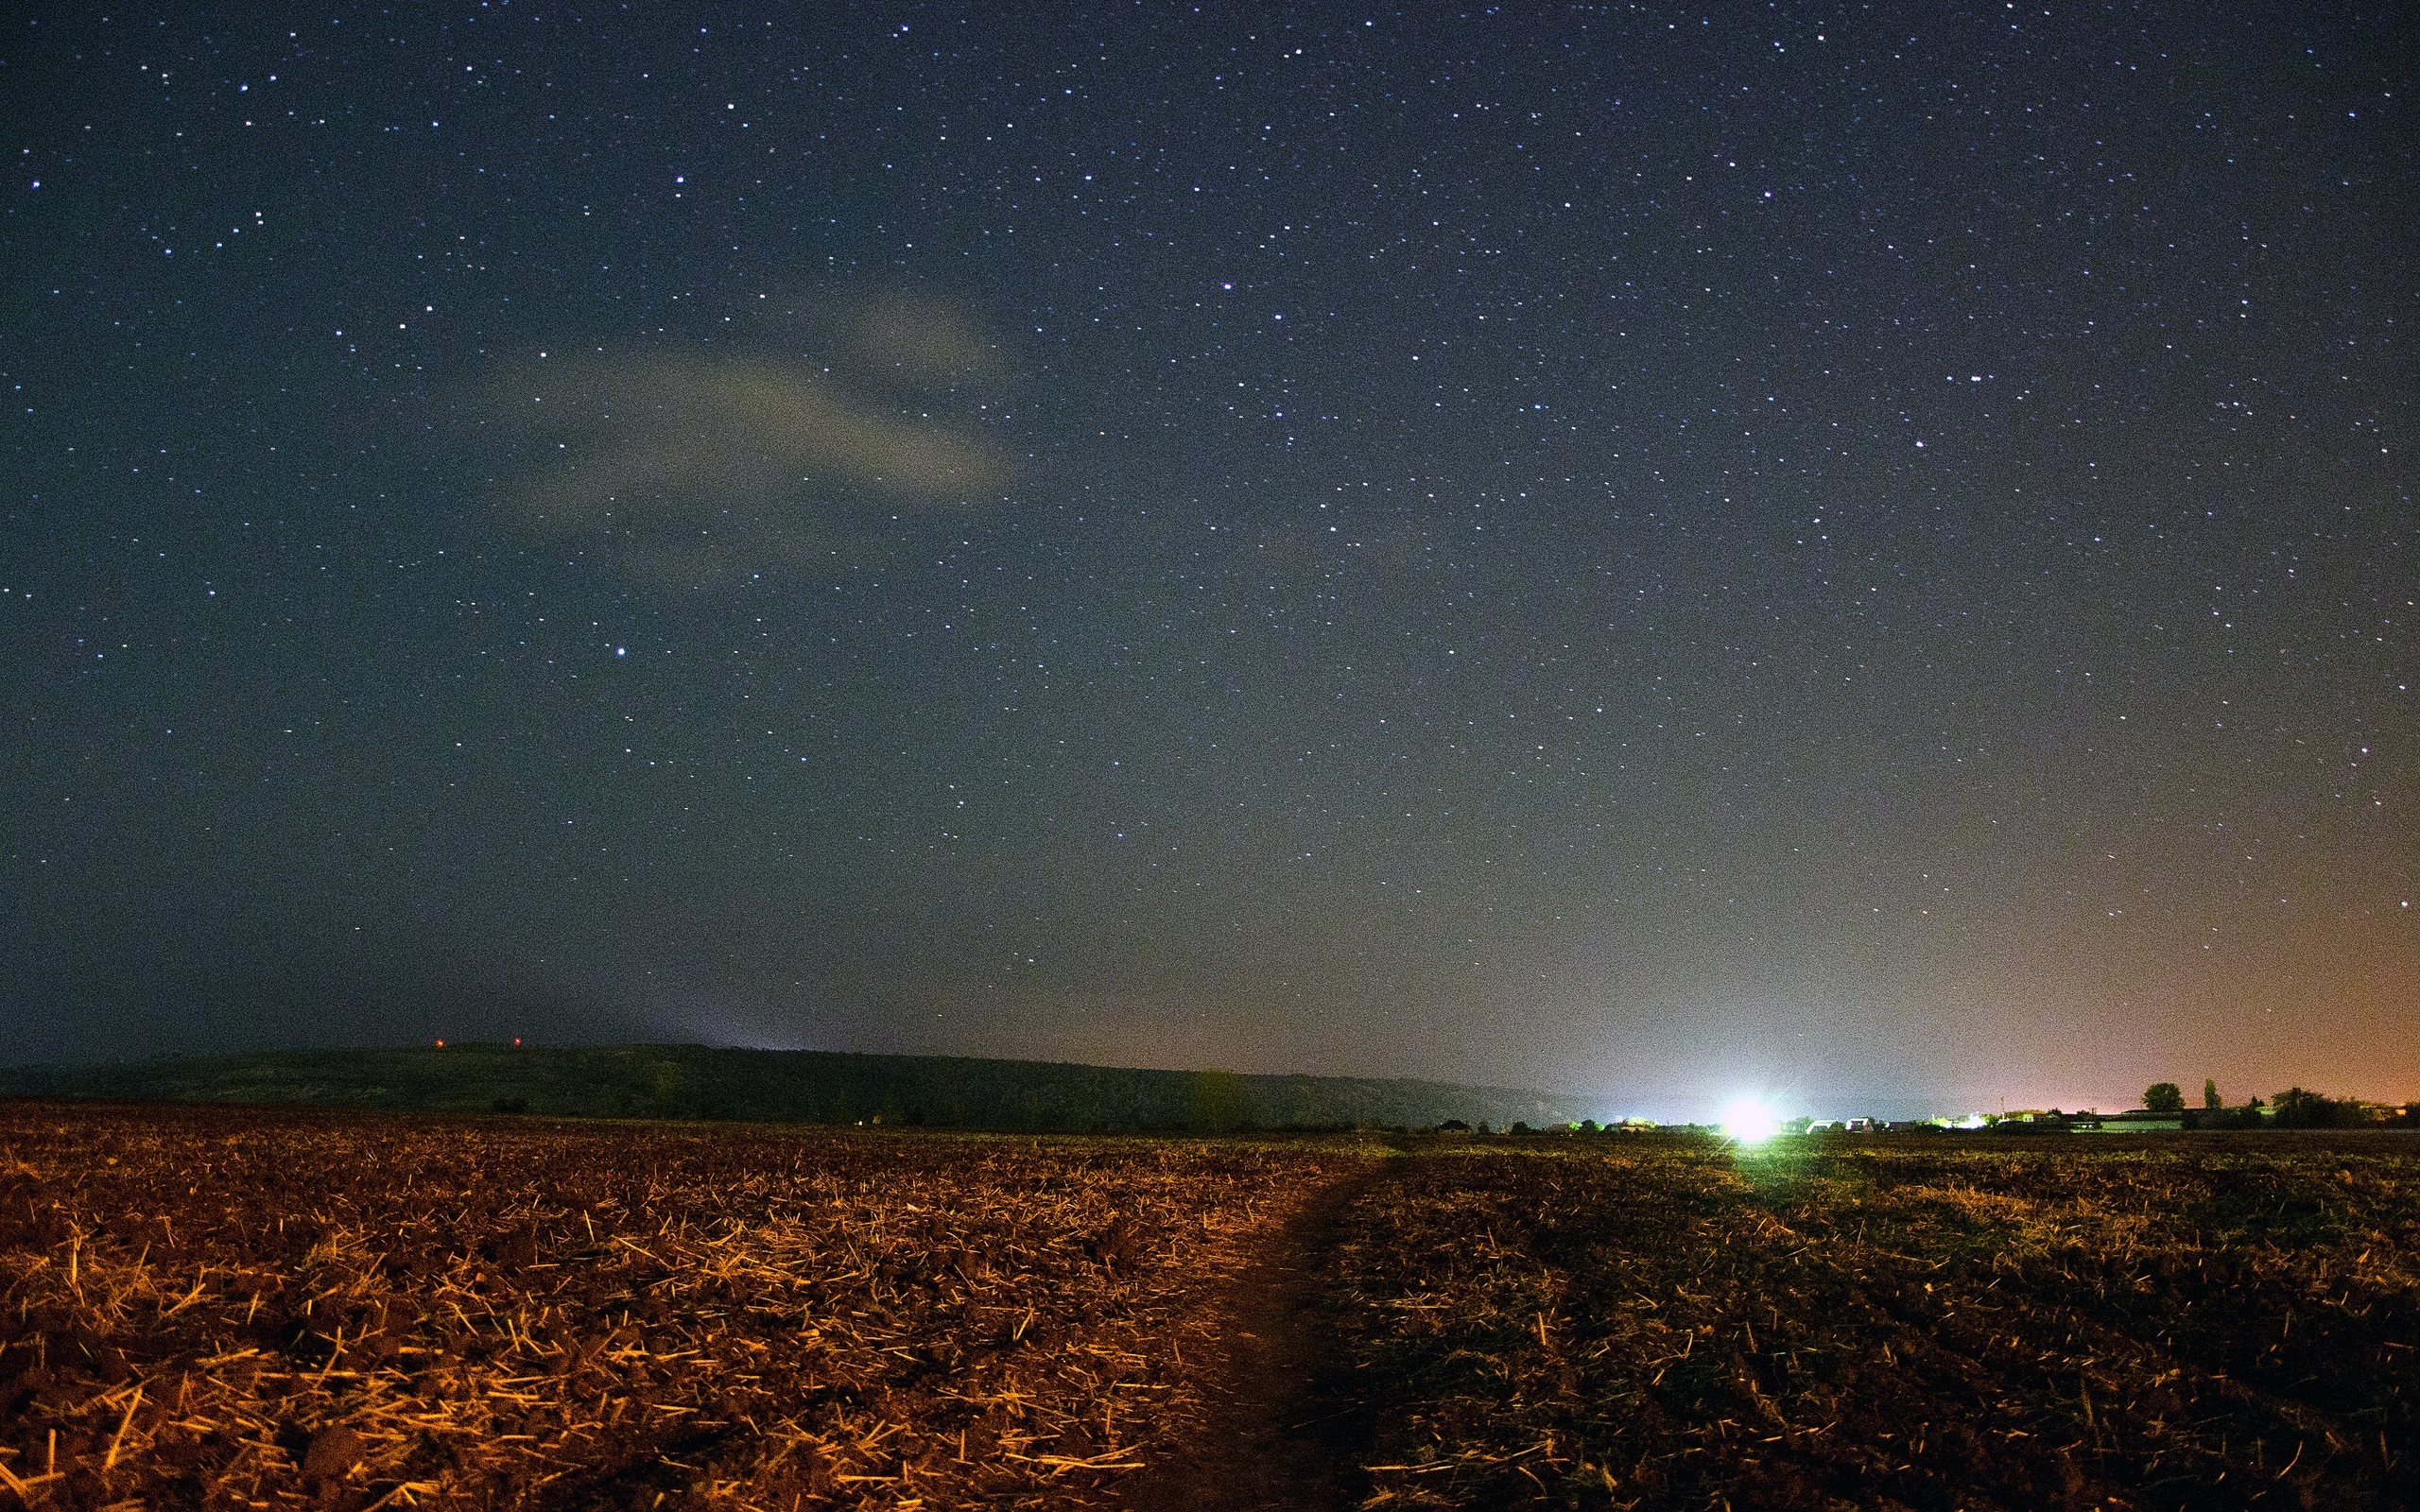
xmin=2 ymin=1105 xmax=2415 ymax=1510
xmin=0 ymin=1103 xmax=1367 ymax=1509
xmin=1326 ymin=1133 xmax=2420 ymax=1510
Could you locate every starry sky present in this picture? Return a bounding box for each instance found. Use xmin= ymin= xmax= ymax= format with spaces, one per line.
xmin=4 ymin=3 xmax=2413 ymax=1119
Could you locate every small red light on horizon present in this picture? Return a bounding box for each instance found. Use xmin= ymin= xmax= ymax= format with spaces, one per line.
xmin=434 ymin=1039 xmax=445 ymax=1049
xmin=513 ymin=1037 xmax=523 ymax=1047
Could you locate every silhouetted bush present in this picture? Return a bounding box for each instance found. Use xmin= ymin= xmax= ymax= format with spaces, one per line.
xmin=2270 ymin=1088 xmax=2372 ymax=1129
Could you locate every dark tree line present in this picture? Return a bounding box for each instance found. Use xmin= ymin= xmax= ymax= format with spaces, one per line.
xmin=2150 ymin=1079 xmax=2417 ymax=1130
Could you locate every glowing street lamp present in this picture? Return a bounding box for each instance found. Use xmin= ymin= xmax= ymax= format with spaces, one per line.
xmin=1720 ymin=1097 xmax=1780 ymax=1144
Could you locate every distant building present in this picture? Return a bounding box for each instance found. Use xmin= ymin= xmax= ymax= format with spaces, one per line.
xmin=2085 ymin=1110 xmax=2185 ymax=1133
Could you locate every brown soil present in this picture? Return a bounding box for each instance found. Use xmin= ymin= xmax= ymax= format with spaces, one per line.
xmin=1322 ymin=1134 xmax=2420 ymax=1509
xmin=1117 ymin=1153 xmax=1397 ymax=1512
xmin=0 ymin=1100 xmax=1372 ymax=1510
xmin=34 ymin=1102 xmax=2400 ymax=1510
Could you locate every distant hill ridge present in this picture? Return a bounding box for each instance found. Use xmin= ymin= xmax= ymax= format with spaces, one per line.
xmin=0 ymin=1042 xmax=1585 ymax=1133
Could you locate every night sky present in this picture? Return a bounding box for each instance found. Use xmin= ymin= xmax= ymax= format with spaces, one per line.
xmin=5 ymin=3 xmax=2412 ymax=1119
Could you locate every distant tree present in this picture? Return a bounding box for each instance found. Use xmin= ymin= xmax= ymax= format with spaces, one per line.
xmin=1510 ymin=1120 xmax=1533 ymax=1135
xmin=2204 ymin=1078 xmax=2222 ymax=1110
xmin=649 ymin=1061 xmax=689 ymax=1118
xmin=2269 ymin=1087 xmax=2371 ymax=1128
xmin=2145 ymin=1082 xmax=2186 ymax=1115
xmin=2271 ymin=1088 xmax=2321 ymax=1126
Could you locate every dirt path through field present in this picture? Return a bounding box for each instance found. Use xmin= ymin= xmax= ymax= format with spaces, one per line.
xmin=1116 ymin=1152 xmax=1396 ymax=1512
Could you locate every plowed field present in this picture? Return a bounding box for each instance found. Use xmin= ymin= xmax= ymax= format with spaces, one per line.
xmin=1326 ymin=1135 xmax=2420 ymax=1510
xmin=7 ymin=1106 xmax=2415 ymax=1511
xmin=0 ymin=1102 xmax=1365 ymax=1510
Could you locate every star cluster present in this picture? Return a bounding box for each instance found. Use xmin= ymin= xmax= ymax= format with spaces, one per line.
xmin=3 ymin=3 xmax=2411 ymax=1115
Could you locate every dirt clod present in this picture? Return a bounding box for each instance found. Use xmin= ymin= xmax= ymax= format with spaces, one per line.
xmin=301 ymin=1424 xmax=366 ymax=1481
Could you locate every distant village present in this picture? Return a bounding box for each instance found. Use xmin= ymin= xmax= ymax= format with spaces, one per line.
xmin=1478 ymin=1084 xmax=2420 ymax=1138
xmin=1775 ymin=1093 xmax=2420 ymax=1136
xmin=1806 ymin=1083 xmax=2420 ymax=1136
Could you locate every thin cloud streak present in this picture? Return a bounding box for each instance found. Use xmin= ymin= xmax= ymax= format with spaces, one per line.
xmin=480 ymin=307 xmax=1011 ymax=578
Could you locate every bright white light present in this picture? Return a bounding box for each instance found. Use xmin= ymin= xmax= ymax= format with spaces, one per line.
xmin=1720 ymin=1097 xmax=1779 ymax=1143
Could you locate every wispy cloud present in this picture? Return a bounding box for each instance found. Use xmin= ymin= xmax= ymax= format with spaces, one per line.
xmin=844 ymin=295 xmax=1005 ymax=383
xmin=478 ymin=298 xmax=1010 ymax=578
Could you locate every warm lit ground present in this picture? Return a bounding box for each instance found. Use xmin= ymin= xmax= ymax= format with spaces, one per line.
xmin=0 ymin=1103 xmax=1367 ymax=1509
xmin=4 ymin=1106 xmax=2415 ymax=1510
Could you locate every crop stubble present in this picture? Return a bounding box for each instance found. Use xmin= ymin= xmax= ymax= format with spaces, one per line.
xmin=0 ymin=1102 xmax=1367 ymax=1510
xmin=1328 ymin=1135 xmax=2420 ymax=1509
